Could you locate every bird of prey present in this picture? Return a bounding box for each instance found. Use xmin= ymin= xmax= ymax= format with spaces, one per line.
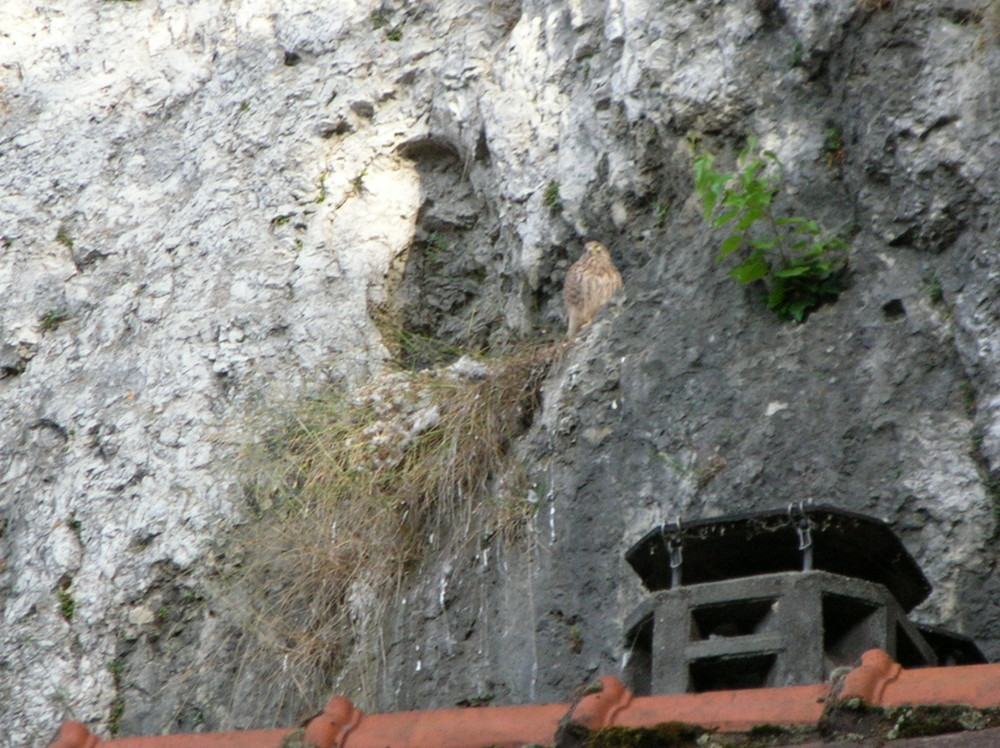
xmin=562 ymin=240 xmax=623 ymax=339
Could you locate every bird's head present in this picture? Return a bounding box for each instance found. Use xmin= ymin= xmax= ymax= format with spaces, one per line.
xmin=584 ymin=240 xmax=609 ymax=255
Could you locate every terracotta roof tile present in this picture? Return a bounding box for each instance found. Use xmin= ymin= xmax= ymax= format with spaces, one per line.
xmin=45 ymin=650 xmax=1000 ymax=748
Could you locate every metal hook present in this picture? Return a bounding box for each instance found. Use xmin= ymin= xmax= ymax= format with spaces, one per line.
xmin=662 ymin=518 xmax=684 ymax=587
xmin=788 ymin=501 xmax=813 ymax=571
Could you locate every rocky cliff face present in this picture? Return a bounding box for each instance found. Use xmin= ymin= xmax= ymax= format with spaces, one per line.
xmin=3 ymin=0 xmax=1000 ymax=745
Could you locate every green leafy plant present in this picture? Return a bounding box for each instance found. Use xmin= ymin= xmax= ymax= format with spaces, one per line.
xmin=824 ymin=127 xmax=846 ymax=167
xmin=961 ymin=378 xmax=977 ymax=416
xmin=351 ymin=168 xmax=367 ymax=195
xmin=40 ymin=307 xmax=71 ymax=331
xmin=57 ymin=588 xmax=76 ymax=621
xmin=693 ymin=137 xmax=848 ymax=322
xmin=370 ymin=12 xmax=402 ymax=40
xmin=923 ymin=269 xmax=944 ymax=306
xmin=55 ymin=227 xmax=74 ymax=249
xmin=423 ymin=232 xmax=449 ymax=260
xmin=107 ymin=659 xmax=125 ymax=680
xmin=108 ymin=698 xmax=125 ymax=736
xmin=654 ymin=199 xmax=671 ymax=226
xmin=543 ymin=180 xmax=562 ymax=212
xmin=789 ymin=41 xmax=804 ymax=67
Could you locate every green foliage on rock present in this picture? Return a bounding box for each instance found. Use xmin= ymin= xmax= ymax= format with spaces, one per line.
xmin=543 ymin=180 xmax=562 ymax=212
xmin=40 ymin=307 xmax=71 ymax=331
xmin=693 ymin=137 xmax=848 ymax=322
xmin=57 ymin=587 xmax=76 ymax=621
xmin=55 ymin=227 xmax=74 ymax=248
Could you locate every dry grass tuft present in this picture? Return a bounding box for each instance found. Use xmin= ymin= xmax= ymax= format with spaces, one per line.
xmin=227 ymin=341 xmax=556 ymax=711
xmin=983 ymin=1 xmax=1000 ymax=47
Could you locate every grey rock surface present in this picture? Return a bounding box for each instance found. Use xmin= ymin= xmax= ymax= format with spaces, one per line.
xmin=380 ymin=0 xmax=1000 ymax=715
xmin=2 ymin=0 xmax=1000 ymax=745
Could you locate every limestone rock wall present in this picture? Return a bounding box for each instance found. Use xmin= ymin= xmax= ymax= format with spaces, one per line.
xmin=361 ymin=0 xmax=1000 ymax=718
xmin=3 ymin=0 xmax=1000 ymax=745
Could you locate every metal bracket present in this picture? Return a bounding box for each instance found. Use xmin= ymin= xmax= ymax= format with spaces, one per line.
xmin=788 ymin=502 xmax=814 ymax=571
xmin=662 ymin=518 xmax=684 ymax=588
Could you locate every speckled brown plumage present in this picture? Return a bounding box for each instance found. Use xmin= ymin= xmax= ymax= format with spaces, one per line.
xmin=562 ymin=240 xmax=623 ymax=339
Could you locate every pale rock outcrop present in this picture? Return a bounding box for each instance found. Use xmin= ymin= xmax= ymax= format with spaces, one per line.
xmin=3 ymin=0 xmax=1000 ymax=746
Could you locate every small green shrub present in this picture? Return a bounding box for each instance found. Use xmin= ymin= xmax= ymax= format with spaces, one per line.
xmin=654 ymin=200 xmax=671 ymax=226
xmin=961 ymin=379 xmax=977 ymax=415
xmin=693 ymin=137 xmax=848 ymax=322
xmin=370 ymin=12 xmax=403 ymax=40
xmin=923 ymin=269 xmax=944 ymax=306
xmin=568 ymin=624 xmax=583 ymax=653
xmin=108 ymin=698 xmax=125 ymax=736
xmin=55 ymin=227 xmax=74 ymax=249
xmin=789 ymin=41 xmax=804 ymax=67
xmin=107 ymin=659 xmax=124 ymax=681
xmin=40 ymin=307 xmax=71 ymax=331
xmin=824 ymin=127 xmax=846 ymax=167
xmin=57 ymin=589 xmax=76 ymax=621
xmin=543 ymin=180 xmax=562 ymax=211
xmin=351 ymin=168 xmax=367 ymax=195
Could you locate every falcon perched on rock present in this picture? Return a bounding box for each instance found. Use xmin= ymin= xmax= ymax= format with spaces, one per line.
xmin=562 ymin=240 xmax=623 ymax=339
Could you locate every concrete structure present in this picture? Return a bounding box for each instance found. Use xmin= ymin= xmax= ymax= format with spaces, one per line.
xmin=623 ymin=506 xmax=984 ymax=695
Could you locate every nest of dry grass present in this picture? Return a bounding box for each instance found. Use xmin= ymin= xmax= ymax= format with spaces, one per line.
xmin=227 ymin=342 xmax=555 ymax=712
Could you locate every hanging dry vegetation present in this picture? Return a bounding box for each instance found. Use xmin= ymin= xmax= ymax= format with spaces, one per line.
xmin=226 ymin=342 xmax=555 ymax=711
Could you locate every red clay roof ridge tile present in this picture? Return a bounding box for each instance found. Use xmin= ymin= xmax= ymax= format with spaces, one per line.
xmin=837 ymin=648 xmax=904 ymax=704
xmin=564 ymin=675 xmax=633 ymax=731
xmin=302 ymin=694 xmax=363 ymax=748
xmin=44 ymin=649 xmax=1000 ymax=748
